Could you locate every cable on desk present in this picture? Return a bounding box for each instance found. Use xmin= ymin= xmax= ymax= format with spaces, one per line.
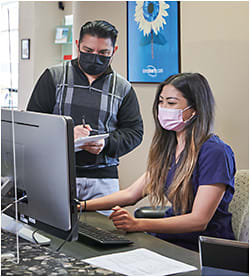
xmin=56 ymin=199 xmax=83 ymax=252
xmin=1 ymin=195 xmax=27 ymax=214
xmin=31 ymin=229 xmax=40 ymax=245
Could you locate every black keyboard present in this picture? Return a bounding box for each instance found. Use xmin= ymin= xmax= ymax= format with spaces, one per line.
xmin=78 ymin=221 xmax=133 ymax=245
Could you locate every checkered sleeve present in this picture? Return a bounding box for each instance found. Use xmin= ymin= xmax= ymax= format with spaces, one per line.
xmin=104 ymin=87 xmax=143 ymax=158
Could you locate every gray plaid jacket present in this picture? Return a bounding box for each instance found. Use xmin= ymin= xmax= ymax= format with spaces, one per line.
xmin=47 ymin=60 xmax=143 ymax=173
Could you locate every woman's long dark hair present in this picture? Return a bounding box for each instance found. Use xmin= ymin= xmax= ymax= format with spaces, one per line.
xmin=144 ymin=73 xmax=215 ymax=214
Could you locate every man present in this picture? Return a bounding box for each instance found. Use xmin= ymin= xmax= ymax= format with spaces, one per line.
xmin=27 ymin=20 xmax=143 ymax=215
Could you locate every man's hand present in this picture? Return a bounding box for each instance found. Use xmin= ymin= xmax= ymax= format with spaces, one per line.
xmin=74 ymin=124 xmax=105 ymax=155
xmin=109 ymin=206 xmax=140 ymax=232
xmin=74 ymin=124 xmax=91 ymax=140
xmin=81 ymin=139 xmax=105 ymax=155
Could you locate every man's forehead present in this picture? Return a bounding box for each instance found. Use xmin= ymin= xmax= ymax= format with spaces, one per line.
xmin=80 ymin=34 xmax=113 ymax=48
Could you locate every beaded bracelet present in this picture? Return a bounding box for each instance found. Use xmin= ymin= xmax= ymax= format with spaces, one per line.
xmin=83 ymin=200 xmax=87 ymax=211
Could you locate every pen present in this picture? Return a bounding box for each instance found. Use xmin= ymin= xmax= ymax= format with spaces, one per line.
xmin=81 ymin=115 xmax=100 ymax=134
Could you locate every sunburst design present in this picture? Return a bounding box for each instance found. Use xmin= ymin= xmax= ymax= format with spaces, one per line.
xmin=135 ymin=1 xmax=170 ymax=36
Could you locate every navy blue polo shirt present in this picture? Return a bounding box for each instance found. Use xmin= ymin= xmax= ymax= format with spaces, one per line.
xmin=152 ymin=135 xmax=236 ymax=251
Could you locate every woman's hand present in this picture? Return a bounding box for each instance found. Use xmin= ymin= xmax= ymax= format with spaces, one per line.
xmin=109 ymin=206 xmax=140 ymax=232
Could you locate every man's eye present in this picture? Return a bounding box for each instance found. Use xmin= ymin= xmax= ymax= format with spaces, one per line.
xmin=83 ymin=49 xmax=92 ymax=53
xmin=99 ymin=52 xmax=109 ymax=56
xmin=168 ymin=102 xmax=176 ymax=105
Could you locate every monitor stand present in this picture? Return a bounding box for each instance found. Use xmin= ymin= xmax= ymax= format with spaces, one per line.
xmin=1 ymin=213 xmax=51 ymax=246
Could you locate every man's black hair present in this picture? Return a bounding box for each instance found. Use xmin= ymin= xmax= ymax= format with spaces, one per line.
xmin=79 ymin=20 xmax=118 ymax=47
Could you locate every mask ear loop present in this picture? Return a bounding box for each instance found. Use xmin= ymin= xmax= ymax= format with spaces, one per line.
xmin=77 ymin=41 xmax=82 ymax=70
xmin=182 ymin=105 xmax=192 ymax=112
xmin=183 ymin=106 xmax=196 ymax=123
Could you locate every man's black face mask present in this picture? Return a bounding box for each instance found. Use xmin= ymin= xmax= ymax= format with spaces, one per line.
xmin=79 ymin=51 xmax=112 ymax=76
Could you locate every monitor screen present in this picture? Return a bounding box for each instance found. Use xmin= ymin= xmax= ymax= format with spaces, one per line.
xmin=1 ymin=109 xmax=78 ymax=241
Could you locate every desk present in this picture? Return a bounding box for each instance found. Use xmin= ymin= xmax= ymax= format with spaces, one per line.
xmin=2 ymin=212 xmax=201 ymax=275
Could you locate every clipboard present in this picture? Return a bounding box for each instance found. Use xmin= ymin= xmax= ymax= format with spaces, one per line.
xmin=74 ymin=133 xmax=109 ymax=152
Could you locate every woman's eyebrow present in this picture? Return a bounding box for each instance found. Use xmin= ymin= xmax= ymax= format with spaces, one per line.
xmin=166 ymin=97 xmax=179 ymax=100
xmin=159 ymin=95 xmax=179 ymax=100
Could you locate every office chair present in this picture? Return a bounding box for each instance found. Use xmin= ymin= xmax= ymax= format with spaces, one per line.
xmin=134 ymin=205 xmax=170 ymax=218
xmin=134 ymin=170 xmax=249 ymax=242
xmin=228 ymin=169 xmax=249 ymax=242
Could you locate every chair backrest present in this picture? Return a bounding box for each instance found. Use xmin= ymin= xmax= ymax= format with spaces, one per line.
xmin=228 ymin=169 xmax=249 ymax=242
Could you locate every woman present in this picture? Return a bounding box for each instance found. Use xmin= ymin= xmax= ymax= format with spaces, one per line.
xmin=80 ymin=73 xmax=236 ymax=251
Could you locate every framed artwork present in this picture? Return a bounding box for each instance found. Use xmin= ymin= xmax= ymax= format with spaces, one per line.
xmin=127 ymin=1 xmax=180 ymax=83
xmin=21 ymin=39 xmax=30 ymax=60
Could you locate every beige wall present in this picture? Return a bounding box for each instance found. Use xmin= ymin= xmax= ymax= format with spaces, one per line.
xmin=180 ymin=1 xmax=249 ymax=170
xmin=19 ymin=1 xmax=249 ymax=211
xmin=18 ymin=1 xmax=72 ymax=109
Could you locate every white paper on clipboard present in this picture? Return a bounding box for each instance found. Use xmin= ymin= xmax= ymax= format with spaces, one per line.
xmin=74 ymin=133 xmax=109 ymax=152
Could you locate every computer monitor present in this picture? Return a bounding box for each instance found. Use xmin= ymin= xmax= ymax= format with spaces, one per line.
xmin=199 ymin=236 xmax=249 ymax=275
xmin=1 ymin=108 xmax=78 ymax=241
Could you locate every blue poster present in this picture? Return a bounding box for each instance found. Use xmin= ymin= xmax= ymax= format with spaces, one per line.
xmin=127 ymin=1 xmax=179 ymax=83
